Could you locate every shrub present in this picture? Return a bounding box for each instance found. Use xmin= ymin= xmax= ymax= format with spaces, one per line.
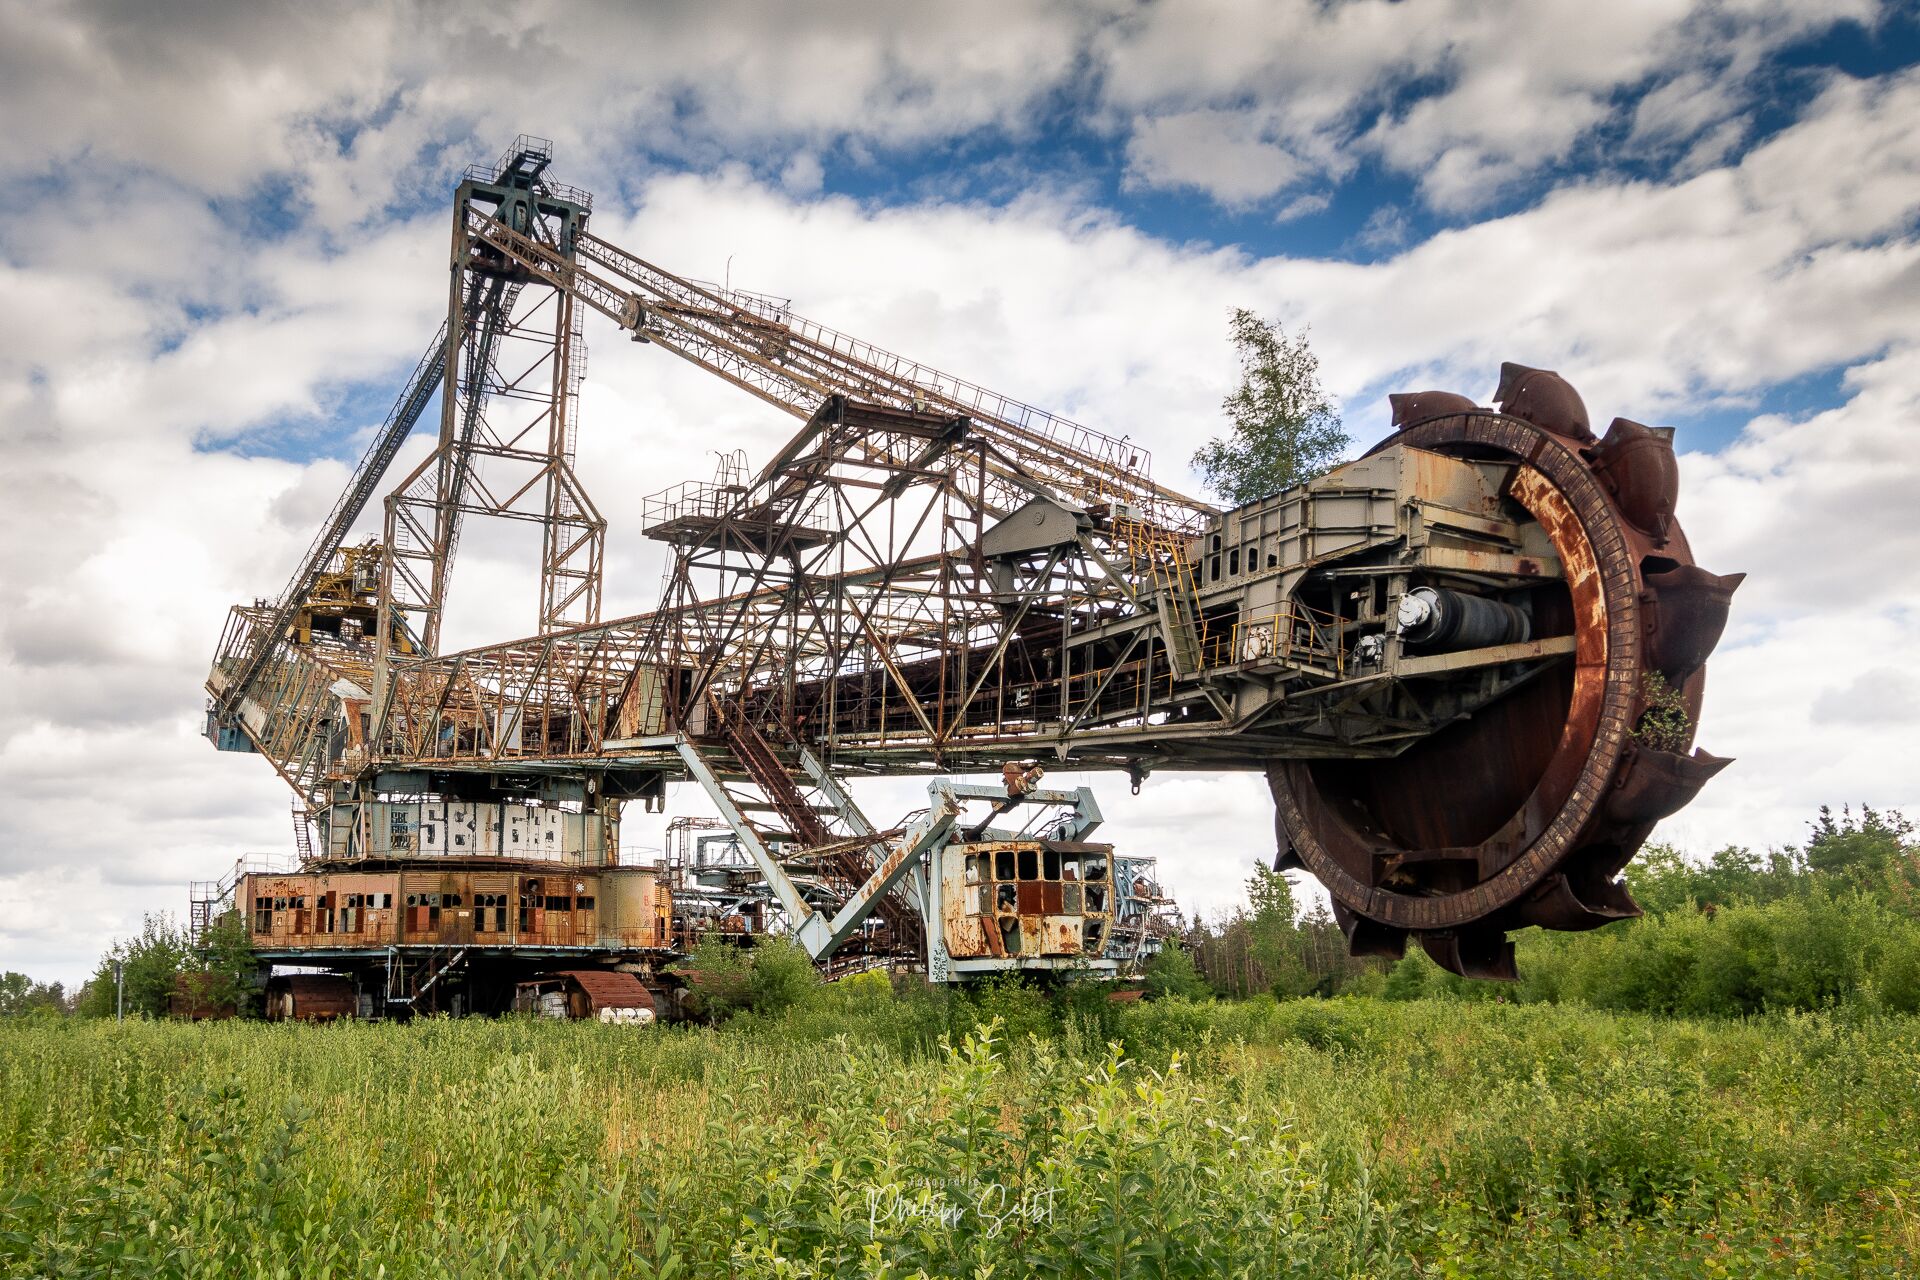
xmin=1142 ymin=942 xmax=1212 ymax=1001
xmin=743 ymin=935 xmax=819 ymax=1016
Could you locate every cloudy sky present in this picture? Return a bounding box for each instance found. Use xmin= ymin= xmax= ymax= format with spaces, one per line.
xmin=3 ymin=0 xmax=1917 ymax=985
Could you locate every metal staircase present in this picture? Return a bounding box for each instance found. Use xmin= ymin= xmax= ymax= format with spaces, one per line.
xmin=188 ymin=853 xmax=291 ymax=943
xmin=688 ymin=695 xmax=925 ymax=955
xmin=1124 ymin=520 xmax=1205 ymax=675
xmin=292 ymin=800 xmax=316 ymax=864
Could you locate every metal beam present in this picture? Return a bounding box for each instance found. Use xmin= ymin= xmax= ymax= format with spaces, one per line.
xmin=814 ymin=788 xmax=961 ymax=957
xmin=675 ymin=740 xmax=821 ymax=945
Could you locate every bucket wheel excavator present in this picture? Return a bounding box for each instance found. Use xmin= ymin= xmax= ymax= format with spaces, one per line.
xmin=203 ymin=138 xmax=1740 ymax=985
xmin=1269 ymin=373 xmax=1742 ymax=978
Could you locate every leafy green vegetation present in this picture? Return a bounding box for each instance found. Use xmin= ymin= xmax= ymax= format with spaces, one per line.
xmin=1184 ymin=806 xmax=1920 ymax=1016
xmin=1376 ymin=806 xmax=1920 ymax=1015
xmin=0 ymin=973 xmax=67 ymax=1017
xmin=3 ymin=995 xmax=1916 ymax=1277
xmin=6 ymin=803 xmax=1914 ymax=1273
xmin=66 ymin=911 xmax=256 ymax=1019
xmin=1193 ymin=309 xmax=1350 ymax=506
xmin=70 ymin=914 xmax=190 ymax=1019
xmin=670 ymin=932 xmax=823 ymax=1023
xmin=1630 ymin=671 xmax=1693 ymax=754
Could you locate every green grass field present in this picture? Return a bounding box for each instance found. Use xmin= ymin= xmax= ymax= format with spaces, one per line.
xmin=4 ymin=987 xmax=1917 ymax=1278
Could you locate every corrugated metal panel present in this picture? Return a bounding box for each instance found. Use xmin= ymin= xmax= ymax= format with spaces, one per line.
xmin=533 ymin=805 xmax=564 ymax=855
xmin=477 ymin=802 xmax=500 ymax=854
xmin=385 ymin=802 xmax=419 ymax=854
xmin=552 ymin=969 xmax=656 ymax=1014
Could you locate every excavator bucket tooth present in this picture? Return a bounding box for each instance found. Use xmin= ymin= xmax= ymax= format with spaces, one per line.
xmin=1508 ymin=868 xmax=1641 ymax=932
xmin=1495 ymin=361 xmax=1593 ymax=442
xmin=1389 ymin=390 xmax=1479 ymax=427
xmin=1605 ymin=744 xmax=1733 ymax=828
xmin=1643 ymin=565 xmax=1745 ymax=680
xmin=1331 ymin=899 xmax=1407 ymax=959
xmin=1590 ymin=417 xmax=1679 ymax=542
xmin=1420 ymin=929 xmax=1517 ymax=982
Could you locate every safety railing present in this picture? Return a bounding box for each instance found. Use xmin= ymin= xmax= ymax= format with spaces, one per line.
xmin=1217 ymin=604 xmax=1345 ymax=677
xmin=639 ymin=479 xmax=830 ymax=534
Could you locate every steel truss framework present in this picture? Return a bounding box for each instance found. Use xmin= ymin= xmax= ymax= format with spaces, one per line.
xmin=206 ymin=140 xmax=1739 ymax=980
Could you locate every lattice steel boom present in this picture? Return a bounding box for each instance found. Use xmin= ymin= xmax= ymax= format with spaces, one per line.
xmin=204 ymin=142 xmax=1741 ymax=990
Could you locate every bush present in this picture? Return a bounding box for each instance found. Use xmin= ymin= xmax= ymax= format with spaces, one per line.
xmin=1141 ymin=943 xmax=1211 ymax=1001
xmin=73 ymin=914 xmax=190 ymax=1018
xmin=743 ymin=936 xmax=819 ymax=1017
xmin=671 ymin=932 xmax=754 ymax=1021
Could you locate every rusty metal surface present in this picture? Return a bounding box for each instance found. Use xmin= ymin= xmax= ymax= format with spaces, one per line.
xmin=1269 ymin=366 xmax=1739 ymax=978
xmin=265 ymin=974 xmax=355 ymax=1022
xmin=548 ymin=968 xmax=656 ymax=1014
xmin=240 ymin=867 xmax=670 ymax=954
xmin=940 ymin=839 xmax=1112 ymax=961
xmin=196 ymin=142 xmax=1737 ymax=987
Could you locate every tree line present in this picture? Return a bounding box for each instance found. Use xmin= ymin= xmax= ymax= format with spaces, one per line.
xmin=1146 ymin=804 xmax=1920 ymax=1015
xmin=2 ymin=912 xmax=257 ymax=1020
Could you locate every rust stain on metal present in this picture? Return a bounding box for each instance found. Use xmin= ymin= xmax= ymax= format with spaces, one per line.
xmin=195 ymin=138 xmax=1737 ymax=992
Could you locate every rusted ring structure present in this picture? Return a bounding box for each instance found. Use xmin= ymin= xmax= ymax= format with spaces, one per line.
xmin=1270 ymin=364 xmax=1744 ymax=979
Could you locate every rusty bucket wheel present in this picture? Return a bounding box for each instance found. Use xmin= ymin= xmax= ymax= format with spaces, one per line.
xmin=1269 ymin=365 xmax=1743 ymax=979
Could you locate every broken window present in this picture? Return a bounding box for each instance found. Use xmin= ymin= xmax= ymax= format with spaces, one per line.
xmin=1017 ymin=848 xmax=1038 ymax=880
xmin=474 ymin=893 xmax=504 ymax=931
xmin=253 ymin=896 xmax=272 ymax=933
xmin=1043 ymin=848 xmax=1062 ymax=880
xmin=575 ymin=895 xmax=595 ymax=911
xmin=993 ymin=849 xmax=1015 ymax=880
